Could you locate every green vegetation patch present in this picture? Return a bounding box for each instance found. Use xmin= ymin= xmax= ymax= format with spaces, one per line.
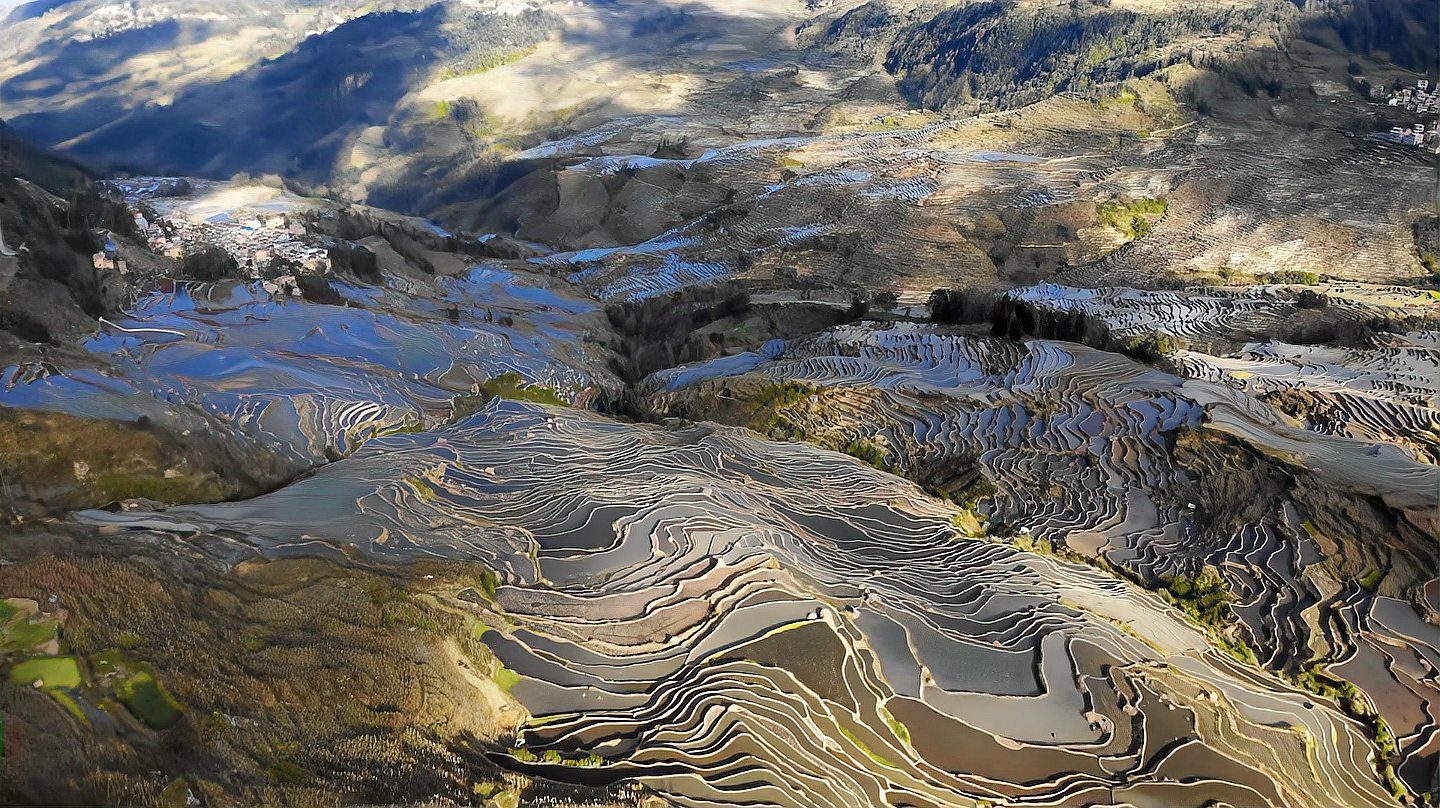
xmin=383 ymin=601 xmax=440 ymax=632
xmin=1097 ymin=87 xmax=1138 ymax=109
xmin=93 ymin=472 xmax=222 ymax=504
xmin=0 ymin=409 xmax=226 ymax=510
xmin=879 ymin=704 xmax=912 ymax=748
xmin=509 ymin=746 xmax=604 ymax=767
xmin=837 ymin=724 xmax=898 ymax=769
xmin=1214 ymin=265 xmax=1259 ymax=285
xmin=842 ymin=437 xmax=893 ymax=472
xmin=738 ymin=381 xmax=823 ymax=439
xmin=89 ymin=649 xmax=125 ymax=676
xmin=1084 ymin=36 xmax=1127 ymax=67
xmin=437 ymin=46 xmax=536 ymax=80
xmin=469 ymin=373 xmax=568 ymax=407
xmin=84 ymin=650 xmax=185 ymax=729
xmin=746 ymin=381 xmax=820 ymax=411
xmin=49 ymin=688 xmax=89 ymax=726
xmin=368 ymin=419 xmax=429 ymax=442
xmin=1295 ymin=668 xmax=1411 ymax=800
xmin=158 ymin=778 xmax=191 ymax=808
xmin=1158 ymin=569 xmax=1256 ymax=665
xmin=1124 ymin=331 xmax=1180 ymax=360
xmin=114 ymin=665 xmax=184 ymax=729
xmin=266 ymin=761 xmax=314 ymax=785
xmin=493 ymin=666 xmax=521 ymax=692
xmin=0 ymin=602 xmax=58 ymax=655
xmin=405 ymin=475 xmax=438 ymax=501
xmin=1267 ymin=269 xmax=1323 ymax=286
xmin=9 ymin=655 xmax=82 ymax=689
xmin=361 ymin=578 xmax=408 ymax=607
xmin=1097 ymin=197 xmax=1167 ymax=240
xmin=478 ymin=569 xmax=500 ymax=599
xmin=1357 ymin=567 xmax=1384 ymax=591
xmin=932 ymin=474 xmax=997 ymax=512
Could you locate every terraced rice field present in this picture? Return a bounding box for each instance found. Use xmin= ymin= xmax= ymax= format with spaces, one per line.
xmin=3 ymin=4 xmax=1438 ymax=802
xmin=81 ymin=400 xmax=1400 ymax=808
xmin=1007 ymin=282 xmax=1440 ymax=459
xmin=1177 ymin=341 xmax=1440 ymax=460
xmin=647 ymin=322 xmax=1439 ymax=791
xmin=0 ymin=270 xmax=609 ymax=468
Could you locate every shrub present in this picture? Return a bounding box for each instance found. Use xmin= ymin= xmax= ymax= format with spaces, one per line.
xmin=1097 ymin=197 xmax=1167 ymax=239
xmin=842 ymin=438 xmax=891 ymax=471
xmin=471 ymin=373 xmax=567 ymax=407
xmin=1269 ymin=269 xmax=1322 ymax=285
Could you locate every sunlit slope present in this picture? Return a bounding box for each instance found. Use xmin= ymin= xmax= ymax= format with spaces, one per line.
xmin=82 ymin=400 xmax=1402 ymax=808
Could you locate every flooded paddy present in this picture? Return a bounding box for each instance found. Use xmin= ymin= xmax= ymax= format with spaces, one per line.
xmin=81 ymin=400 xmax=1397 ymax=807
xmin=649 ymin=320 xmax=1439 ymax=800
xmin=1 ymin=269 xmax=610 ymax=471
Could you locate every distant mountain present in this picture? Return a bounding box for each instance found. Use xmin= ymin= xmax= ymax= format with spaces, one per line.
xmin=3 ymin=0 xmax=1435 ymax=227
xmin=0 ymin=1 xmax=558 ymax=207
xmin=3 ymin=0 xmax=77 ymax=24
xmin=44 ymin=6 xmax=452 ymax=179
xmin=807 ymin=0 xmax=1438 ymax=113
xmin=0 ymin=116 xmax=90 ymax=192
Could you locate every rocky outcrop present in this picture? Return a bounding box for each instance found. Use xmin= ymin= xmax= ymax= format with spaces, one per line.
xmin=0 ymin=185 xmax=130 ymax=343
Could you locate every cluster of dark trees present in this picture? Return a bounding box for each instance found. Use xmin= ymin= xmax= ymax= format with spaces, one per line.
xmin=604 ymin=283 xmax=754 ymax=382
xmin=601 ymin=281 xmax=910 ymax=386
xmin=926 ymin=288 xmax=1003 ymax=326
xmin=863 ymin=0 xmax=1299 ymax=111
xmin=927 ymin=287 xmax=1176 ymax=360
xmin=438 ymin=8 xmax=558 ymax=76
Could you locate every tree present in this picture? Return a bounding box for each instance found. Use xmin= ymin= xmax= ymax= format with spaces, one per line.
xmin=845 ymin=292 xmax=869 ymax=320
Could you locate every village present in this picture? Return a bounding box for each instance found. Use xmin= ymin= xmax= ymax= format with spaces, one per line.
xmin=93 ymin=177 xmax=332 ymax=286
xmin=1362 ymin=76 xmax=1440 ymax=152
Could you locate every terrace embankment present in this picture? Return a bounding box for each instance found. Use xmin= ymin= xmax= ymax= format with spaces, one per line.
xmin=932 ymin=283 xmax=1433 ymax=359
xmin=597 ymin=280 xmax=879 ymax=413
xmin=0 ymin=172 xmax=624 ymax=523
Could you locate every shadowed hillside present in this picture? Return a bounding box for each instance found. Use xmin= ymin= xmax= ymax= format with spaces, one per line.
xmin=12 ymin=6 xmax=449 ymax=180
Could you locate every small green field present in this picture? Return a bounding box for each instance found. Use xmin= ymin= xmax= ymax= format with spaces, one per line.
xmin=0 ymin=604 xmax=57 ymax=654
xmin=9 ymin=656 xmax=81 ymax=689
xmin=113 ymin=664 xmax=184 ymax=729
xmin=493 ymin=666 xmax=521 ymax=692
xmin=1097 ymin=197 xmax=1167 ymax=239
xmin=473 ymin=373 xmax=568 ymax=407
